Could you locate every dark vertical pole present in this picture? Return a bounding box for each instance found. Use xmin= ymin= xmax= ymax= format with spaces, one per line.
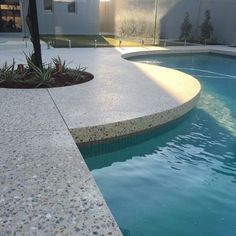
xmin=27 ymin=0 xmax=42 ymax=68
xmin=153 ymin=0 xmax=158 ymax=45
xmin=0 ymin=5 xmax=2 ymax=32
xmin=196 ymin=0 xmax=202 ymax=42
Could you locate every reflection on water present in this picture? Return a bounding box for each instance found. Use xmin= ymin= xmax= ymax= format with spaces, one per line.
xmin=84 ymin=106 xmax=236 ymax=235
xmin=81 ymin=53 xmax=236 ymax=236
xmin=84 ymin=108 xmax=236 ymax=183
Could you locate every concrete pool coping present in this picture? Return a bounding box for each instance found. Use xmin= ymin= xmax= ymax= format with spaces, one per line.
xmin=1 ymin=45 xmax=236 ymax=235
xmin=69 ymin=63 xmax=201 ymax=144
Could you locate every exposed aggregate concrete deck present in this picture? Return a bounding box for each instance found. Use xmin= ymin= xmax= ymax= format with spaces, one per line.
xmin=1 ymin=43 xmax=234 ymax=235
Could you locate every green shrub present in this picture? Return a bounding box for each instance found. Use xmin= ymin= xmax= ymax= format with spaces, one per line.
xmin=180 ymin=12 xmax=192 ymax=41
xmin=0 ymin=54 xmax=88 ymax=88
xmin=67 ymin=65 xmax=87 ymax=81
xmin=200 ymin=10 xmax=214 ymax=43
xmin=0 ymin=59 xmax=16 ymax=82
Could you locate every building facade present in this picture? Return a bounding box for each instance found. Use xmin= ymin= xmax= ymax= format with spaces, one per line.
xmin=99 ymin=0 xmax=236 ymax=45
xmin=0 ymin=0 xmax=23 ymax=33
xmin=0 ymin=0 xmax=236 ymax=45
xmin=0 ymin=0 xmax=100 ymax=35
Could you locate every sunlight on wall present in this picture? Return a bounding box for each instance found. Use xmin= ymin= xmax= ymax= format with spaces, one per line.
xmin=99 ymin=0 xmax=182 ymax=42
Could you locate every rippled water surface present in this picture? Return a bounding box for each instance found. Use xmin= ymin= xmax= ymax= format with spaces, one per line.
xmin=81 ymin=53 xmax=236 ymax=236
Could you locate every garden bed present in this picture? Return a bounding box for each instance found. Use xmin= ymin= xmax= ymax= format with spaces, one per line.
xmin=0 ymin=55 xmax=93 ymax=89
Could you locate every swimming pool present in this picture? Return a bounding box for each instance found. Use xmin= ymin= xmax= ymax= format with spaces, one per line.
xmin=81 ymin=53 xmax=236 ymax=236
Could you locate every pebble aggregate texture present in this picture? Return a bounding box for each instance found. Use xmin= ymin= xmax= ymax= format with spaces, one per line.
xmin=0 ymin=90 xmax=121 ymax=236
xmin=0 ymin=130 xmax=119 ymax=236
xmin=1 ymin=43 xmax=232 ymax=235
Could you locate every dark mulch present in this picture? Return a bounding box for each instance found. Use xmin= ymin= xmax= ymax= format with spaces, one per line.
xmin=0 ymin=71 xmax=94 ymax=89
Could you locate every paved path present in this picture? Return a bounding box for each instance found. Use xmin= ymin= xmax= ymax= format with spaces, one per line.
xmin=0 ymin=46 xmax=122 ymax=235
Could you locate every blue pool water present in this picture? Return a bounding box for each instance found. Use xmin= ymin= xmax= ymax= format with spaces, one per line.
xmin=81 ymin=53 xmax=236 ymax=236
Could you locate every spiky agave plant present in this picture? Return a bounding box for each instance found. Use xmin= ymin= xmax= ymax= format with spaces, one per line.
xmin=67 ymin=65 xmax=87 ymax=81
xmin=25 ymin=55 xmax=55 ymax=87
xmin=52 ymin=56 xmax=69 ymax=73
xmin=0 ymin=59 xmax=19 ymax=85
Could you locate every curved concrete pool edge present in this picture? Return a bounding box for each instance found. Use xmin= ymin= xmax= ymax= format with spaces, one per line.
xmin=121 ymin=48 xmax=210 ymax=59
xmin=70 ymin=91 xmax=200 ymax=144
xmin=70 ymin=50 xmax=201 ymax=144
